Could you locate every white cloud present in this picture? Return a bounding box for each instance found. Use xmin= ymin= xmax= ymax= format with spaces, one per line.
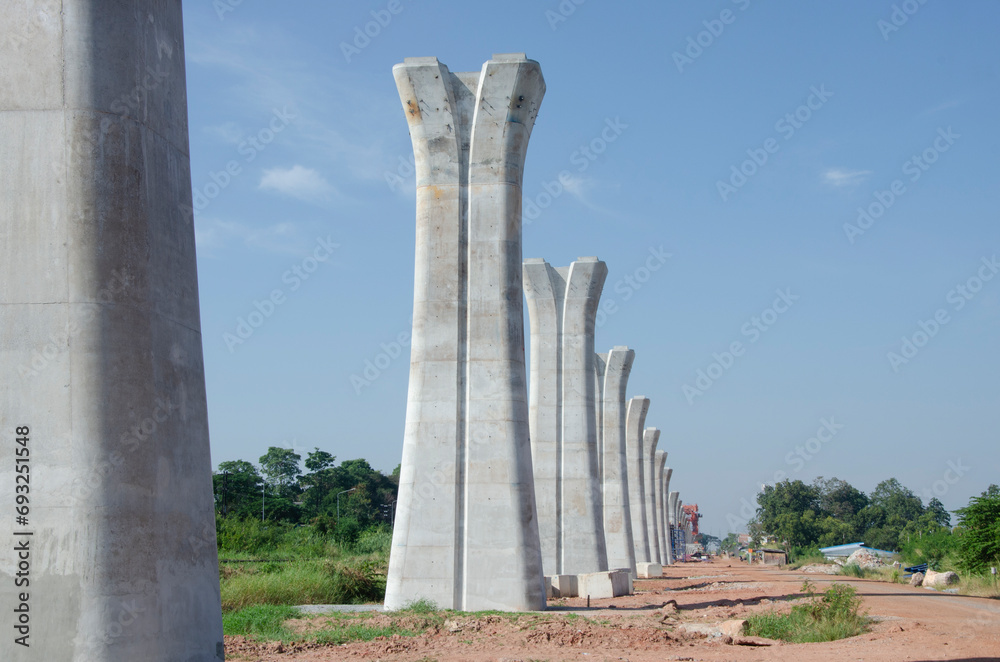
xmin=823 ymin=168 xmax=873 ymax=188
xmin=259 ymin=165 xmax=335 ymax=202
xmin=195 ymin=217 xmax=307 ymax=255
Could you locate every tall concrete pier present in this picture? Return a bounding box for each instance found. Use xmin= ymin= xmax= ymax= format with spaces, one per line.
xmin=524 ymin=258 xmax=608 ymax=576
xmin=625 ymin=396 xmax=651 ymax=563
xmin=0 ymin=2 xmax=223 ymax=659
xmin=386 ymin=54 xmax=546 ymax=612
xmin=660 ymin=466 xmax=673 ymax=564
xmin=669 ymin=491 xmax=680 ymax=562
xmin=643 ymin=428 xmax=662 ymax=566
xmin=598 ymin=347 xmax=636 ymax=574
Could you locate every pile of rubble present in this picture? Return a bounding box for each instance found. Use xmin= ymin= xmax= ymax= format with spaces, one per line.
xmin=843 ymin=549 xmax=886 ymax=569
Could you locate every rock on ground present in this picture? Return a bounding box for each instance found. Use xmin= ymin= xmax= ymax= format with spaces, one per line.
xmin=909 ymin=571 xmax=925 ymax=586
xmin=923 ymin=570 xmax=959 ymax=588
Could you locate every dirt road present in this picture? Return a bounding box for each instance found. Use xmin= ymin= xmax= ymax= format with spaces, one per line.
xmin=226 ymin=558 xmax=1000 ymax=661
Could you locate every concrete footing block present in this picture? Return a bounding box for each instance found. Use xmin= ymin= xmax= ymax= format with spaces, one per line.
xmin=546 ymin=574 xmax=579 ymax=598
xmin=636 ymin=562 xmax=662 ymax=578
xmin=577 ymin=570 xmax=632 ymax=599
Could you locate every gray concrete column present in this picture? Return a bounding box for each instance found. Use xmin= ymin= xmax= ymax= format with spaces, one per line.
xmin=0 ymin=3 xmax=223 ymax=660
xmin=524 ymin=257 xmax=608 ymax=576
xmin=594 ymin=353 xmax=606 ymax=482
xmin=668 ymin=491 xmax=680 ymax=562
xmin=625 ymin=396 xmax=651 ymax=563
xmin=599 ymin=347 xmax=636 ymax=575
xmin=643 ymin=428 xmax=662 ymax=566
xmin=654 ymin=451 xmax=668 ymax=565
xmin=386 ymin=54 xmax=546 ymax=612
xmin=661 ymin=467 xmax=673 ymax=565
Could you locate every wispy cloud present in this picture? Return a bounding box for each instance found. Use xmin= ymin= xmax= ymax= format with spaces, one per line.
xmin=823 ymin=168 xmax=873 ymax=188
xmin=195 ymin=217 xmax=310 ymax=256
xmin=920 ymin=99 xmax=963 ymax=116
xmin=259 ymin=165 xmax=335 ymax=202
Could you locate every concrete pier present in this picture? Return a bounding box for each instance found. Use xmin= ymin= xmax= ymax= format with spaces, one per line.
xmin=661 ymin=466 xmax=673 ymax=564
xmin=598 ymin=347 xmax=636 ymax=575
xmin=625 ymin=397 xmax=651 ymax=563
xmin=524 ymin=258 xmax=608 ymax=576
xmin=654 ymin=452 xmax=668 ymax=565
xmin=669 ymin=491 xmax=680 ymax=562
xmin=386 ymin=54 xmax=546 ymax=612
xmin=0 ymin=2 xmax=223 ymax=659
xmin=643 ymin=428 xmax=662 ymax=566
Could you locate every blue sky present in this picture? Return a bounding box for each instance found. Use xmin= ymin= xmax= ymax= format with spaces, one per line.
xmin=183 ymin=0 xmax=1000 ymax=537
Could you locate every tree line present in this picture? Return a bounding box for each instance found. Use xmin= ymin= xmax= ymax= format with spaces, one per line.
xmin=213 ymin=446 xmax=399 ymax=542
xmin=733 ymin=475 xmax=999 ymax=574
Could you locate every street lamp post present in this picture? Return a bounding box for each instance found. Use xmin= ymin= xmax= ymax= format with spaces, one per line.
xmin=337 ymin=488 xmax=357 ymax=519
xmin=261 ymin=482 xmax=266 ymax=522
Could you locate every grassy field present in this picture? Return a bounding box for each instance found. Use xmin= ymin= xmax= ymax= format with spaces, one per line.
xmin=218 ymin=518 xmax=391 ymax=613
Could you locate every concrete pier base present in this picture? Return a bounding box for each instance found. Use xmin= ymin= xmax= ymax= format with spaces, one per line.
xmin=636 ymin=562 xmax=662 ymax=578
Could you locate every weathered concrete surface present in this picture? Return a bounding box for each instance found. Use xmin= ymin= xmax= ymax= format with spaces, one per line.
xmin=524 ymin=258 xmax=608 ymax=576
xmin=654 ymin=452 xmax=668 ymax=565
xmin=661 ymin=467 xmax=673 ymax=565
xmin=0 ymin=2 xmax=224 ymax=660
xmin=598 ymin=347 xmax=635 ymax=575
xmin=669 ymin=491 xmax=680 ymax=562
xmin=625 ymin=397 xmax=651 ymax=563
xmin=643 ymin=428 xmax=662 ymax=567
xmin=386 ymin=54 xmax=546 ymax=612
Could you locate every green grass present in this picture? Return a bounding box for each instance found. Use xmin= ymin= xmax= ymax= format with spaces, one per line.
xmin=745 ymin=582 xmax=869 ymax=643
xmin=838 ymin=563 xmax=871 ymax=578
xmin=220 ymin=558 xmax=386 ymax=611
xmin=223 ymin=604 xmax=300 ymax=640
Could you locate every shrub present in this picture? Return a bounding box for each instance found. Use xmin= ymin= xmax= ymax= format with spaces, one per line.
xmin=745 ymin=583 xmax=868 ymax=643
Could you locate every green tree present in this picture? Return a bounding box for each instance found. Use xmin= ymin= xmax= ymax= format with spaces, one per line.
xmin=926 ymin=497 xmax=951 ymax=528
xmin=305 ymin=448 xmax=336 ymax=472
xmin=214 ymin=460 xmax=263 ymax=519
xmin=814 ymin=477 xmax=868 ymax=520
xmin=259 ymin=447 xmax=302 ymax=495
xmin=955 ymin=484 xmax=1000 ymax=574
xmin=756 ymin=480 xmax=822 ymax=547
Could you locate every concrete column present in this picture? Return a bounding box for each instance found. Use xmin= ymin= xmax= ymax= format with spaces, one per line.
xmin=661 ymin=467 xmax=673 ymax=565
xmin=594 ymin=354 xmax=605 ymax=482
xmin=386 ymin=54 xmax=546 ymax=612
xmin=668 ymin=491 xmax=680 ymax=563
xmin=524 ymin=257 xmax=608 ymax=576
xmin=598 ymin=347 xmax=635 ymax=575
xmin=625 ymin=396 xmax=650 ymax=563
xmin=0 ymin=3 xmax=223 ymax=660
xmin=654 ymin=452 xmax=668 ymax=565
xmin=643 ymin=428 xmax=662 ymax=566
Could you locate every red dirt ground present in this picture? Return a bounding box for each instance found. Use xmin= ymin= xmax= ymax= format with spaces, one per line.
xmin=226 ymin=558 xmax=1000 ymax=661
